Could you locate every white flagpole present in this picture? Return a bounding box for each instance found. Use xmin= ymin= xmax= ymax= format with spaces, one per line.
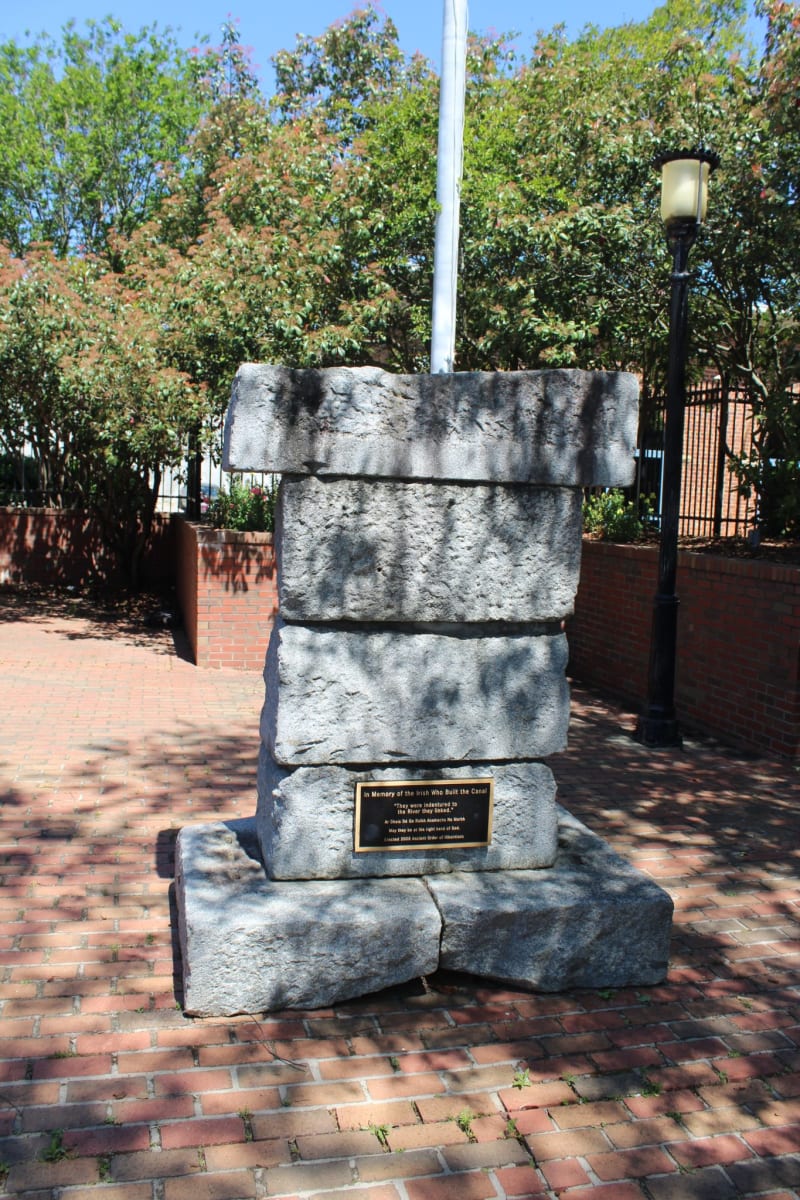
xmin=430 ymin=0 xmax=468 ymax=373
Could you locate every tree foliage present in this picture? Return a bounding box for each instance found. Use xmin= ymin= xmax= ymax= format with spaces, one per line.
xmin=0 ymin=243 xmax=203 ymax=581
xmin=0 ymin=18 xmax=213 ymax=580
xmin=696 ymin=0 xmax=800 ymax=531
xmin=0 ymin=18 xmax=205 ymax=261
xmin=272 ymin=7 xmax=411 ymax=135
xmin=0 ymin=0 xmax=799 ymax=582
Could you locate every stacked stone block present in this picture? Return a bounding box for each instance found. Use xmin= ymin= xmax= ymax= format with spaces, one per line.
xmin=176 ymin=365 xmax=673 ymax=1016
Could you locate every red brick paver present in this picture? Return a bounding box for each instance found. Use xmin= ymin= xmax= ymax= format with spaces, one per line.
xmin=0 ymin=589 xmax=799 ymax=1199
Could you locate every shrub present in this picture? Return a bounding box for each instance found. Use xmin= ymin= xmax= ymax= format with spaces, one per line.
xmin=583 ymin=489 xmax=652 ymax=542
xmin=205 ymin=476 xmax=277 ymax=532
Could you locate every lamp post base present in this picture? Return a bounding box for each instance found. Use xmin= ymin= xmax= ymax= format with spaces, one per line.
xmin=634 ymin=712 xmax=682 ymax=748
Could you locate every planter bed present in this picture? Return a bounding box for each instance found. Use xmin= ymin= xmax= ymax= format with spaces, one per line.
xmin=174 ymin=518 xmax=277 ymax=671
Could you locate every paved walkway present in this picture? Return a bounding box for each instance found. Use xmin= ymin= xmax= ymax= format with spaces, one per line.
xmin=0 ymin=589 xmax=798 ymax=1200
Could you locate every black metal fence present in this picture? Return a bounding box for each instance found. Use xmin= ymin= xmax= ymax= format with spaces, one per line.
xmin=162 ymin=381 xmax=760 ymax=534
xmin=4 ymin=380 xmax=795 ymax=539
xmin=631 ymin=379 xmax=760 ymax=539
xmin=155 ymin=459 xmax=272 ymax=517
xmin=0 ymin=454 xmax=270 ymax=517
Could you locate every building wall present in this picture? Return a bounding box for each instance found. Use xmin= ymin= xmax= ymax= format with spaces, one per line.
xmin=680 ymin=395 xmax=756 ymax=537
xmin=173 ymin=519 xmax=277 ymax=671
xmin=568 ymin=540 xmax=800 ymax=760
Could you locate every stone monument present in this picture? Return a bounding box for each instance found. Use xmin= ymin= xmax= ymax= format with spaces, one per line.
xmin=175 ymin=365 xmax=673 ymax=1017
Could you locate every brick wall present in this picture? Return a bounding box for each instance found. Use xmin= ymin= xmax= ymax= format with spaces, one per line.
xmin=0 ymin=508 xmax=174 ymax=588
xmin=174 ymin=518 xmax=278 ymax=671
xmin=568 ymin=539 xmax=800 ymax=760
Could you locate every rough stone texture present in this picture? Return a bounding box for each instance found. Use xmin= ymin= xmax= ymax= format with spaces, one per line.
xmin=428 ymin=808 xmax=673 ymax=990
xmin=263 ymin=619 xmax=570 ymax=766
xmin=175 ymin=820 xmax=442 ymax=1016
xmin=223 ymin=364 xmax=639 ymax=487
xmin=174 ymin=808 xmax=673 ymax=1016
xmin=257 ymin=752 xmax=558 ymax=879
xmin=175 ymin=363 xmax=663 ymax=1014
xmin=276 ymin=477 xmax=583 ymax=623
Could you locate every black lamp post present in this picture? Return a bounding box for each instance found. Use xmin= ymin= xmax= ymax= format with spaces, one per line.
xmin=635 ymin=148 xmax=719 ymax=748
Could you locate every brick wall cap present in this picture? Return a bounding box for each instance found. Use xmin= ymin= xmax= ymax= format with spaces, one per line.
xmin=179 ymin=519 xmax=273 ymax=547
xmin=0 ymin=506 xmax=94 ymax=520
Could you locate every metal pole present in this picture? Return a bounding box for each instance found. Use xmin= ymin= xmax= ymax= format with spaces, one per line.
xmin=713 ymin=386 xmax=729 ymax=538
xmin=635 ymin=220 xmax=696 ymax=747
xmin=186 ymin=426 xmax=202 ymax=520
xmin=430 ymin=0 xmax=468 ymax=373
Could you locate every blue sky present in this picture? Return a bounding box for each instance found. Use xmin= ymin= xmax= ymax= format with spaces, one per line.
xmin=0 ymin=1 xmax=764 ymax=85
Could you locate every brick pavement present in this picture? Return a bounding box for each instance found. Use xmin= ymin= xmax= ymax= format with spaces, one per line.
xmin=0 ymin=588 xmax=798 ymax=1200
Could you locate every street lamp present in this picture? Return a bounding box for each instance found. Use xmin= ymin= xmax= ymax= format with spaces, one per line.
xmin=635 ymin=148 xmax=719 ymax=748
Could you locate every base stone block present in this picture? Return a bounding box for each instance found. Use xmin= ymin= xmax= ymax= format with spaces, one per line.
xmin=175 ymin=820 xmax=441 ymax=1016
xmin=175 ymin=809 xmax=672 ymax=1016
xmin=428 ymin=809 xmax=673 ymax=991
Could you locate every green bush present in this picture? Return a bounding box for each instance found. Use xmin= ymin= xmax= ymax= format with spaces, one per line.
xmin=205 ymin=476 xmax=277 ymax=532
xmin=583 ymin=489 xmax=652 ymax=542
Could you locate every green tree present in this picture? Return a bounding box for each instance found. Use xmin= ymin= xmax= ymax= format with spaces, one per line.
xmin=696 ymin=0 xmax=800 ymax=532
xmin=448 ymin=0 xmax=750 ymax=374
xmin=352 ymin=0 xmax=799 ymax=533
xmin=0 ymin=247 xmax=93 ymax=507
xmin=130 ymin=115 xmax=399 ymax=409
xmin=121 ymin=12 xmax=413 ymax=406
xmin=0 ymin=243 xmax=205 ymax=583
xmin=2 ymin=0 xmax=798 ymax=569
xmin=0 ymin=18 xmax=205 ymax=261
xmin=339 ymin=1 xmax=754 ymax=376
xmin=0 ymin=19 xmax=258 ymax=577
xmin=272 ymin=5 xmax=409 ymax=137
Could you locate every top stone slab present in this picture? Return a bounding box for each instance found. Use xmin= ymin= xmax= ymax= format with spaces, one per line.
xmin=223 ymin=365 xmax=638 ymax=486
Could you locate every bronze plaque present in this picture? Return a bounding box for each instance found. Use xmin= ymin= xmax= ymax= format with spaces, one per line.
xmin=354 ymin=778 xmax=494 ymax=852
